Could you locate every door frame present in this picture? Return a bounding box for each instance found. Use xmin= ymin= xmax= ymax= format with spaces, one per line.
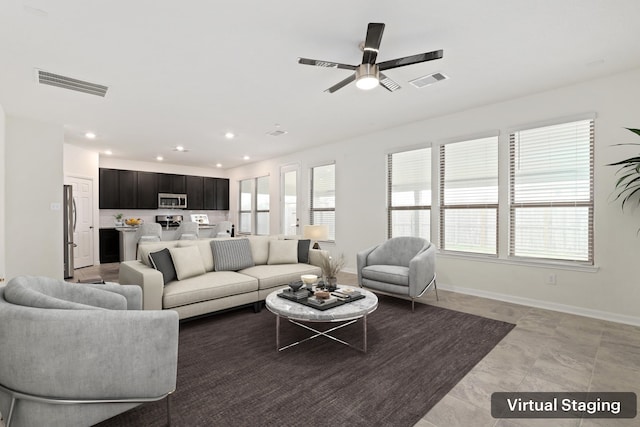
xmin=64 ymin=175 xmax=96 ymax=268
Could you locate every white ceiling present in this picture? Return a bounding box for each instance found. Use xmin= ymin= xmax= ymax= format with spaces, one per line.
xmin=1 ymin=0 xmax=640 ymax=169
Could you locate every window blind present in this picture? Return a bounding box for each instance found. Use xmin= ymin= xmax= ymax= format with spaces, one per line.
xmin=310 ymin=164 xmax=335 ymax=240
xmin=509 ymin=119 xmax=594 ymax=263
xmin=439 ymin=136 xmax=499 ymax=254
xmin=387 ymin=147 xmax=431 ymax=239
xmin=256 ymin=176 xmax=270 ymax=235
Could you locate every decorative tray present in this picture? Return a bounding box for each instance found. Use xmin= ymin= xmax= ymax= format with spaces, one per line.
xmin=278 ymin=289 xmax=365 ymax=311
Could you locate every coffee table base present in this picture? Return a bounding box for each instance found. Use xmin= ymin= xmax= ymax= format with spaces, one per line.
xmin=275 ymin=314 xmax=369 ymax=353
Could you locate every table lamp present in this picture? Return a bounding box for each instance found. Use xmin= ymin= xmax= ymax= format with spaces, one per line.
xmin=303 ymin=225 xmax=329 ymax=249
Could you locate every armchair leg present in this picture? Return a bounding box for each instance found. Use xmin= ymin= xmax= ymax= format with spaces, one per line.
xmin=434 ymin=280 xmax=439 ymax=302
xmin=411 ymin=298 xmax=415 ymax=312
xmin=166 ymin=391 xmax=173 ymax=427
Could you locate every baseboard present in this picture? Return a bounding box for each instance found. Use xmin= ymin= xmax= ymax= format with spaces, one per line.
xmin=438 ymin=282 xmax=640 ymax=327
xmin=340 ymin=268 xmax=640 ymax=326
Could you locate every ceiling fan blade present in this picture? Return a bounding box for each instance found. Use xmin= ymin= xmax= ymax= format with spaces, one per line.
xmin=362 ymin=23 xmax=385 ymax=65
xmin=379 ymin=73 xmax=401 ymax=92
xmin=298 ymin=57 xmax=357 ymax=71
xmin=378 ymin=49 xmax=444 ymax=71
xmin=324 ymin=74 xmax=356 ymax=93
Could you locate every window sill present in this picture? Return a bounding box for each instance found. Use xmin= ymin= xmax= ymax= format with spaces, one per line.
xmin=436 ymin=250 xmax=599 ymax=273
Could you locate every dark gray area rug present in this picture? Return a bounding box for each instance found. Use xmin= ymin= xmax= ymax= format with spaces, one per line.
xmin=95 ymin=295 xmax=514 ymax=427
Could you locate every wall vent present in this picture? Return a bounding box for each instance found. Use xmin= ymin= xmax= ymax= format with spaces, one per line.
xmin=35 ymin=69 xmax=109 ymax=97
xmin=409 ymin=72 xmax=448 ymax=89
xmin=266 ymin=130 xmax=288 ymax=137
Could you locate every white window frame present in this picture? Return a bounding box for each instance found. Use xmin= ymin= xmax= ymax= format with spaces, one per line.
xmin=238 ymin=176 xmax=270 ymax=235
xmin=310 ymin=163 xmax=336 ymax=241
xmin=508 ymin=118 xmax=594 ymax=264
xmin=387 ymin=146 xmax=432 ymax=240
xmin=255 ymin=175 xmax=270 ymax=236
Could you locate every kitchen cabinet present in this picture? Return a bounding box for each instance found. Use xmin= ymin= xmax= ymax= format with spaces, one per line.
xmin=99 ymin=169 xmax=120 ymax=209
xmin=158 ymin=173 xmax=186 ymax=194
xmin=137 ymin=172 xmax=158 ymax=209
xmin=118 ymin=170 xmax=138 ymax=209
xmin=186 ymin=175 xmax=204 ymax=210
xmin=204 ymin=177 xmax=229 ymax=210
xmin=99 ymin=228 xmax=120 ymax=263
xmin=215 ymin=178 xmax=230 ymax=210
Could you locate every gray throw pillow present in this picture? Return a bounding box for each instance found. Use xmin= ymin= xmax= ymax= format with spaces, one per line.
xmin=211 ymin=238 xmax=255 ymax=271
xmin=149 ymin=248 xmax=177 ymax=285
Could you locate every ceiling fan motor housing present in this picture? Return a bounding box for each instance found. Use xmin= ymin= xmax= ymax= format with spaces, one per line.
xmin=355 ymin=63 xmax=380 ymax=90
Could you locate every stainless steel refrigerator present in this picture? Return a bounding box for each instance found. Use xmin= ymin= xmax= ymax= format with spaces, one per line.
xmin=63 ymin=184 xmax=76 ymax=278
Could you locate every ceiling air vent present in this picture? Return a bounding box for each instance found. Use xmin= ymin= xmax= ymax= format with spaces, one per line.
xmin=266 ymin=130 xmax=288 ymax=137
xmin=35 ymin=69 xmax=109 ymax=97
xmin=409 ymin=72 xmax=448 ymax=89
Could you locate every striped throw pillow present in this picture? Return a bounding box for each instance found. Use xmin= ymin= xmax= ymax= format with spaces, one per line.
xmin=211 ymin=238 xmax=255 ymax=271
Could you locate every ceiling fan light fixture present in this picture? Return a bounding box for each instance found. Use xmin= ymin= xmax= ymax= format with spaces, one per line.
xmin=355 ymin=64 xmax=379 ymax=90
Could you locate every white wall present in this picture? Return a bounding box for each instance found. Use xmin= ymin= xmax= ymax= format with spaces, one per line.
xmin=5 ymin=116 xmax=64 ymax=279
xmin=0 ymin=104 xmax=5 ymax=282
xmin=63 ymin=143 xmax=100 ymax=266
xmin=226 ymin=67 xmax=640 ymax=323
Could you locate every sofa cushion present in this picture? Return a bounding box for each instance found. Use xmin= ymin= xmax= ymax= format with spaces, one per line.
xmin=138 ymin=241 xmax=180 ymax=267
xmin=177 ymin=239 xmax=215 ymax=272
xmin=4 ymin=276 xmax=127 ymax=310
xmin=211 ymin=238 xmax=255 ymax=271
xmin=267 ymin=240 xmax=299 ymax=265
xmin=239 ymin=264 xmax=322 ymax=290
xmin=169 ymin=246 xmax=206 ymax=280
xmin=361 ymin=265 xmax=410 ymax=287
xmin=246 ymin=235 xmax=276 ymax=265
xmin=162 ymin=271 xmax=259 ymax=308
xmin=149 ymin=248 xmax=177 ymax=285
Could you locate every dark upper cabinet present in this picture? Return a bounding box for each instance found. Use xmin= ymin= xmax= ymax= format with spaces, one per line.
xmin=203 ymin=177 xmax=216 ymax=210
xmin=215 ymin=178 xmax=230 ymax=210
xmin=158 ymin=173 xmax=186 ymax=194
xmin=186 ymin=175 xmax=204 ymax=210
xmin=99 ymin=168 xmax=120 ymax=209
xmin=118 ymin=170 xmax=138 ymax=209
xmin=137 ymin=172 xmax=158 ymax=209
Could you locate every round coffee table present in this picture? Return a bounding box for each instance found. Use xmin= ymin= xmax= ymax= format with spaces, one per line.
xmin=265 ymin=285 xmax=378 ymax=353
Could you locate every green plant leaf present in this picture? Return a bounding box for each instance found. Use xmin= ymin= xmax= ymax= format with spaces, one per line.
xmin=625 ymin=128 xmax=640 ymax=137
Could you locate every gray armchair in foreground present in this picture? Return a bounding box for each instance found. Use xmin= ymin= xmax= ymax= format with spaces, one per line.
xmin=0 ymin=276 xmax=179 ymax=427
xmin=357 ymin=236 xmax=438 ymax=311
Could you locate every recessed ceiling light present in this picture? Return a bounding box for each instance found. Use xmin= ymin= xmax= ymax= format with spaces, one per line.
xmin=216 ymin=163 xmax=222 ymax=168
xmin=156 ymin=156 xmax=163 ymax=161
xmin=104 ymin=150 xmax=112 ymax=155
xmin=225 ymin=132 xmax=235 ymax=139
xmin=85 ymin=132 xmax=96 ymax=139
xmin=243 ymin=155 xmax=250 ymax=160
xmin=175 ymin=145 xmax=184 ymax=151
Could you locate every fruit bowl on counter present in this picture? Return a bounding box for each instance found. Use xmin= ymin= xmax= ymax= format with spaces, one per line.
xmin=124 ymin=218 xmax=143 ymax=226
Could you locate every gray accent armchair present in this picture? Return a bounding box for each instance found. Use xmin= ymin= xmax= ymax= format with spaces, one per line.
xmin=357 ymin=236 xmax=438 ymax=311
xmin=0 ymin=276 xmax=179 ymax=427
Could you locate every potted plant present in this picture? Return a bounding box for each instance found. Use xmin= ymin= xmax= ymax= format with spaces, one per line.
xmin=609 ymin=128 xmax=640 ymax=212
xmin=319 ymin=253 xmax=345 ymax=291
xmin=114 ymin=213 xmax=124 ymax=227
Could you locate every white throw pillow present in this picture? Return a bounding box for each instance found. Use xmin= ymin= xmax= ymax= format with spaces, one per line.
xmin=169 ymin=246 xmax=206 ymax=280
xmin=246 ymin=235 xmax=274 ymax=265
xmin=267 ymin=240 xmax=298 ymax=265
xmin=178 ymin=239 xmax=214 ymax=272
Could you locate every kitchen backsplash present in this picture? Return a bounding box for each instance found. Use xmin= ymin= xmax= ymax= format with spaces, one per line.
xmin=100 ymin=209 xmax=229 ymax=228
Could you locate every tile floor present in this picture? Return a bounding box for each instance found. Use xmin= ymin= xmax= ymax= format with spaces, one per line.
xmin=70 ymin=266 xmax=640 ymax=427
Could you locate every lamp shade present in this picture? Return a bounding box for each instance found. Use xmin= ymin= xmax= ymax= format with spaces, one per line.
xmin=303 ymin=225 xmax=329 ymax=241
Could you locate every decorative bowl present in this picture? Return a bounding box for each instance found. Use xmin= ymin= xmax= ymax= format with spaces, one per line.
xmin=125 ymin=218 xmax=142 ymax=226
xmin=301 ymin=274 xmax=318 ymax=285
xmin=315 ymin=290 xmax=331 ymax=300
xmin=289 ymin=281 xmax=303 ymax=292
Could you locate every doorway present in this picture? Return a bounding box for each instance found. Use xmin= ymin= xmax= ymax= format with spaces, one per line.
xmin=281 ymin=165 xmax=300 ymax=236
xmin=65 ymin=176 xmax=94 ymax=269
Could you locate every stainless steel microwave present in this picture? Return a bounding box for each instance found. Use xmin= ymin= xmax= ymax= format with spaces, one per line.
xmin=158 ymin=193 xmax=187 ymax=209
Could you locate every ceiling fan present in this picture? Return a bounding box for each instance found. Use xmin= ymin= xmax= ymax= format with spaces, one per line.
xmin=298 ymin=22 xmax=443 ymax=93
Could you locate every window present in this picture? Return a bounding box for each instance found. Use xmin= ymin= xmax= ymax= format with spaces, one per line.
xmin=509 ymin=119 xmax=594 ymax=263
xmin=440 ymin=136 xmax=499 ymax=255
xmin=238 ymin=176 xmax=270 ymax=235
xmin=256 ymin=176 xmax=270 ymax=235
xmin=387 ymin=147 xmax=431 ymax=239
xmin=239 ymin=179 xmax=252 ymax=234
xmin=310 ymin=163 xmax=335 ymax=241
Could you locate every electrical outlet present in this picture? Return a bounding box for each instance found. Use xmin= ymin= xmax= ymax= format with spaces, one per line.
xmin=545 ymin=273 xmax=557 ymax=285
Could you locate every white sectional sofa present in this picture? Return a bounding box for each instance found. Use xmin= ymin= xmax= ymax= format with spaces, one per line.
xmin=119 ymin=235 xmax=325 ymax=320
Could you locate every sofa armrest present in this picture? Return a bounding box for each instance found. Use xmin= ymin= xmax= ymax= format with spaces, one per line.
xmin=409 ymin=243 xmax=436 ymax=297
xmin=308 ymin=248 xmax=330 ymax=267
xmin=87 ymin=282 xmax=142 ymax=310
xmin=119 ymin=261 xmax=164 ymax=310
xmin=356 ymin=245 xmax=378 ymax=286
